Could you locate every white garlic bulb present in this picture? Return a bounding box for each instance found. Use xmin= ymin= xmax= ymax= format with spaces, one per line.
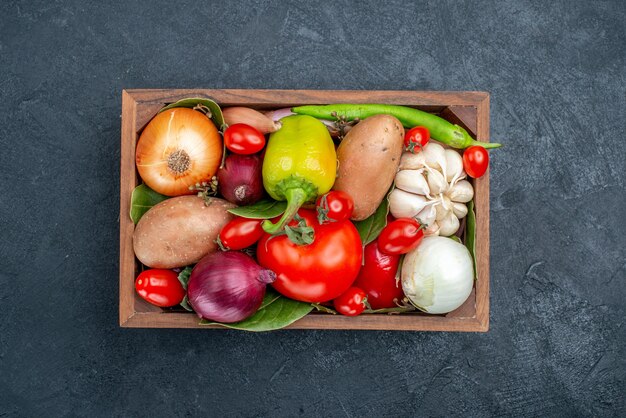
xmin=389 ymin=143 xmax=474 ymax=237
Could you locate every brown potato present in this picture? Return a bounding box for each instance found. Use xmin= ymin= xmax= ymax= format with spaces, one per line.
xmin=333 ymin=115 xmax=404 ymax=220
xmin=133 ymin=196 xmax=235 ymax=268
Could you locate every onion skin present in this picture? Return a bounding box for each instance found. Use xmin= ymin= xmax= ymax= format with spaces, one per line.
xmin=136 ymin=108 xmax=222 ymax=196
xmin=187 ymin=251 xmax=276 ymax=323
xmin=217 ymin=153 xmax=264 ymax=205
xmin=223 ymin=107 xmax=281 ymax=134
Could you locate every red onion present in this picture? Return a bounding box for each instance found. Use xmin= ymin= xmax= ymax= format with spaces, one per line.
xmin=217 ymin=153 xmax=264 ymax=205
xmin=187 ymin=251 xmax=276 ymax=323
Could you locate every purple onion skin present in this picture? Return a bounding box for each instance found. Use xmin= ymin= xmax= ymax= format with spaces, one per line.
xmin=187 ymin=251 xmax=276 ymax=323
xmin=217 ymin=153 xmax=264 ymax=206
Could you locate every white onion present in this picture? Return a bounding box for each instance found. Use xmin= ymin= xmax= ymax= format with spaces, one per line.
xmin=401 ymin=236 xmax=473 ymax=314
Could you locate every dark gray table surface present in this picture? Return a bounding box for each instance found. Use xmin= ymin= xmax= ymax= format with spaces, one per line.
xmin=1 ymin=1 xmax=624 ymax=416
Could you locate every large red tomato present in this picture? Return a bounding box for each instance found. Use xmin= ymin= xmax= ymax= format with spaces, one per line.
xmin=353 ymin=239 xmax=404 ymax=309
xmin=256 ymin=209 xmax=362 ymax=303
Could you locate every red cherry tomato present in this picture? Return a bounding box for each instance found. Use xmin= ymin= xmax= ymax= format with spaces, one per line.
xmin=257 ymin=209 xmax=362 ymax=303
xmin=353 ymin=239 xmax=404 ymax=309
xmin=404 ymin=126 xmax=430 ymax=153
xmin=316 ymin=191 xmax=354 ymax=223
xmin=218 ymin=217 xmax=265 ymax=250
xmin=224 ymin=123 xmax=266 ymax=154
xmin=333 ymin=287 xmax=367 ymax=316
xmin=463 ymin=146 xmax=489 ymax=178
xmin=378 ymin=218 xmax=424 ymax=255
xmin=135 ymin=269 xmax=185 ymax=308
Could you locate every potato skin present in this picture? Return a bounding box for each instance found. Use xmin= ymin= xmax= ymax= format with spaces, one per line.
xmin=133 ymin=196 xmax=235 ymax=268
xmin=333 ymin=115 xmax=404 ymax=220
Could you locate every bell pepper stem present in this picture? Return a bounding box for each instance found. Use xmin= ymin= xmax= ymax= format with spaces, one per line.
xmin=262 ymin=188 xmax=308 ymax=235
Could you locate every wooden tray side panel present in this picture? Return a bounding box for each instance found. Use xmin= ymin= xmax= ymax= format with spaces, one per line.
xmin=474 ymin=95 xmax=491 ymax=331
xmin=120 ymin=89 xmax=490 ymax=331
xmin=119 ymin=91 xmax=139 ymax=326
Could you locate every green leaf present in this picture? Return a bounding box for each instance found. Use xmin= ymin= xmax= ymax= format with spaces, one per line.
xmin=466 ymin=199 xmax=477 ymax=280
xmin=177 ymin=266 xmax=193 ymax=290
xmin=259 ymin=288 xmax=281 ymax=309
xmin=180 ymin=295 xmax=193 ymax=312
xmin=130 ymin=184 xmax=169 ymax=224
xmin=159 ymin=97 xmax=225 ymax=130
xmin=200 ymin=294 xmax=313 ymax=332
xmin=227 ymin=199 xmax=287 ymax=219
xmin=353 ymin=197 xmax=389 ymax=246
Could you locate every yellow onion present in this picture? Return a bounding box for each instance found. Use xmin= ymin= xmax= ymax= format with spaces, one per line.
xmin=136 ymin=108 xmax=222 ymax=196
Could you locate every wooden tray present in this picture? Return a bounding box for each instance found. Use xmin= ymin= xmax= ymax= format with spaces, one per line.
xmin=120 ymin=89 xmax=490 ymax=331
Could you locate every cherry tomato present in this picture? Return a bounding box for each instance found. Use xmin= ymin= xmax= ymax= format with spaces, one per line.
xmin=257 ymin=209 xmax=362 ymax=303
xmin=316 ymin=191 xmax=354 ymax=223
xmin=135 ymin=269 xmax=185 ymax=308
xmin=353 ymin=239 xmax=404 ymax=309
xmin=404 ymin=126 xmax=430 ymax=153
xmin=218 ymin=217 xmax=265 ymax=250
xmin=378 ymin=218 xmax=424 ymax=255
xmin=463 ymin=145 xmax=489 ymax=178
xmin=224 ymin=123 xmax=266 ymax=154
xmin=333 ymin=287 xmax=367 ymax=316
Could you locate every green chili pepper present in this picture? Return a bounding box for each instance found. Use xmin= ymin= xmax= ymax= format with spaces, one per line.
xmin=291 ymin=104 xmax=501 ymax=149
xmin=261 ymin=115 xmax=337 ymax=236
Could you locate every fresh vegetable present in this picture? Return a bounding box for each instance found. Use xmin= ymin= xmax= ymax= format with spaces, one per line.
xmin=404 ymin=126 xmax=430 ymax=153
xmin=390 ymin=143 xmax=473 ymax=236
xmin=217 ymin=153 xmax=264 ymax=205
xmin=316 ymin=191 xmax=354 ymax=224
xmin=228 ymin=199 xmax=287 ymax=219
xmin=264 ymin=108 xmax=354 ymax=138
xmin=224 ymin=123 xmax=266 ymax=155
xmin=133 ymin=195 xmax=235 ymax=268
xmin=135 ymin=108 xmax=223 ymax=196
xmin=257 ymin=209 xmax=362 ymax=303
xmin=401 ymin=236 xmax=473 ymax=314
xmin=130 ymin=184 xmax=169 ymax=224
xmin=333 ymin=114 xmax=405 ymax=220
xmin=135 ymin=269 xmax=186 ymax=307
xmin=378 ymin=218 xmax=424 ymax=255
xmin=353 ymin=240 xmax=403 ymax=309
xmin=463 ymin=145 xmax=489 ymax=178
xmin=223 ymin=107 xmax=281 ymax=134
xmin=218 ymin=217 xmax=265 ymax=250
xmin=261 ymin=115 xmax=337 ymax=235
xmin=353 ymin=198 xmax=390 ymax=247
xmin=333 ymin=287 xmax=367 ymax=316
xmin=187 ymin=251 xmax=276 ymax=323
xmin=200 ymin=288 xmax=314 ymax=331
xmin=292 ymin=104 xmax=501 ymax=149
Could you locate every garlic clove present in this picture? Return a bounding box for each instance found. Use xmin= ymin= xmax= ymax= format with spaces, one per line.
xmin=423 ymin=221 xmax=440 ymax=236
xmin=422 ymin=142 xmax=447 ymax=179
xmin=435 ymin=198 xmax=452 ymax=221
xmin=438 ymin=212 xmax=460 ymax=236
xmin=452 ymin=202 xmax=468 ymax=219
xmin=416 ymin=204 xmax=437 ymax=226
xmin=388 ymin=189 xmax=432 ymax=219
xmin=448 ymin=180 xmax=474 ymax=203
xmin=395 ymin=169 xmax=430 ymax=196
xmin=444 ymin=149 xmax=464 ymax=182
xmin=424 ymin=165 xmax=448 ymax=195
xmin=399 ymin=152 xmax=426 ymax=170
